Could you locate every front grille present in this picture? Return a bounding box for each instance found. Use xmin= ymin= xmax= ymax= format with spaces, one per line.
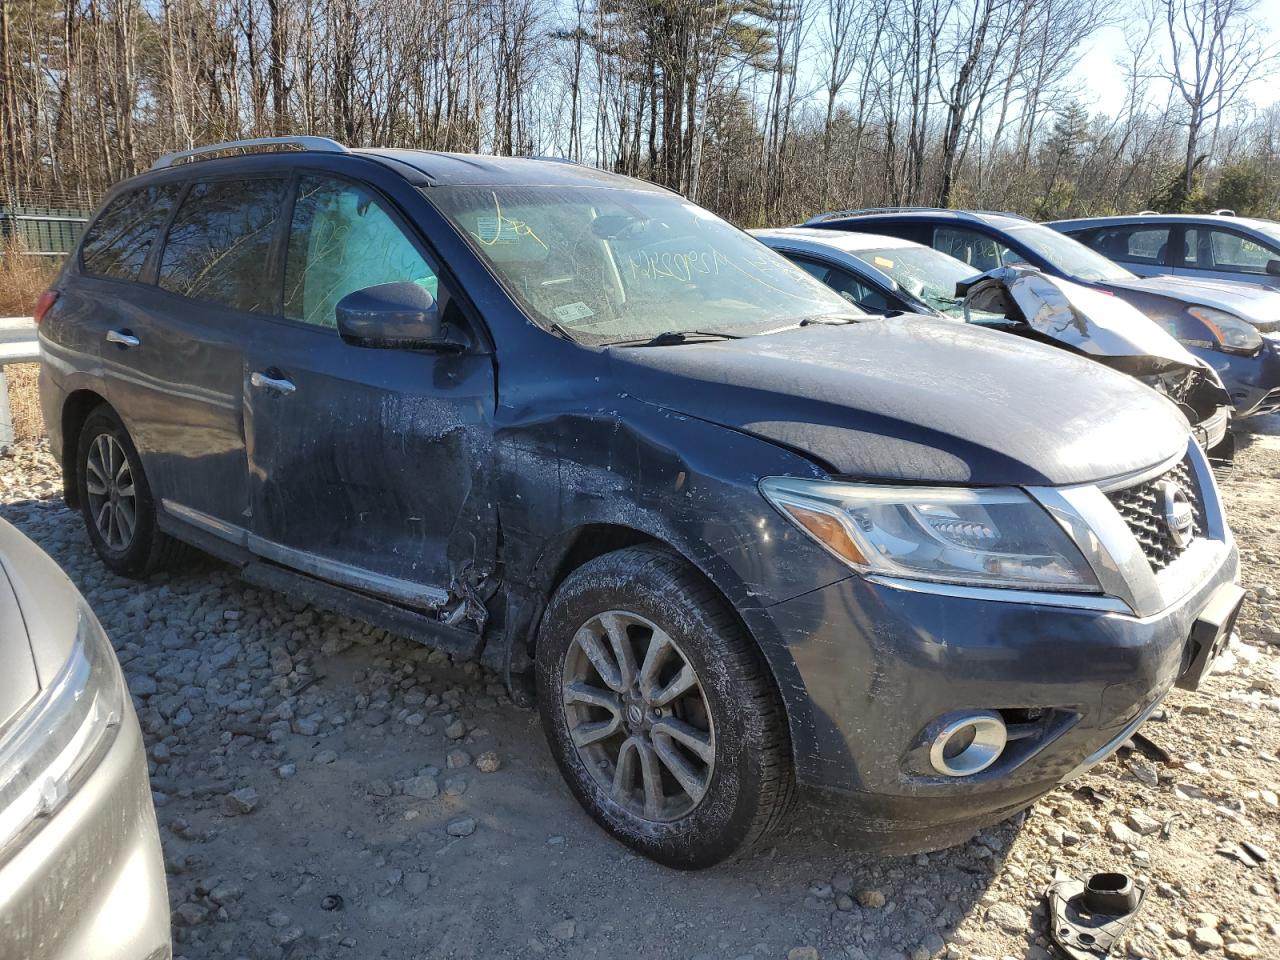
xmin=1105 ymin=457 xmax=1207 ymax=572
xmin=1255 ymin=387 xmax=1280 ymax=415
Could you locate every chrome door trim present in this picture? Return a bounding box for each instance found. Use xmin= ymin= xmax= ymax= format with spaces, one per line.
xmin=160 ymin=500 xmax=450 ymax=609
xmin=245 ymin=535 xmax=449 ymax=609
xmin=161 ymin=499 xmax=248 ymax=546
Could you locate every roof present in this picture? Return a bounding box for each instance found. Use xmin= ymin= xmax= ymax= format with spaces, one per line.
xmin=134 ymin=138 xmax=665 ymax=193
xmin=355 ymin=150 xmax=660 ymax=190
xmin=751 ymin=227 xmax=920 ymax=252
xmin=1049 ymin=213 xmax=1280 ymax=235
xmin=803 ymin=207 xmax=1031 ymax=227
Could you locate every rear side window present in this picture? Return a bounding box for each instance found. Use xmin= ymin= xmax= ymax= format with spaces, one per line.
xmin=283 ymin=176 xmax=438 ymax=327
xmin=80 ymin=184 xmax=182 ymax=281
xmin=933 ymin=227 xmax=1013 ymax=272
xmin=1088 ymin=227 xmax=1170 ymax=265
xmin=159 ymin=178 xmax=288 ymax=312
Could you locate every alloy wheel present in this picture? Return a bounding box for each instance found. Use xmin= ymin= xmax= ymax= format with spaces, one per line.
xmin=561 ymin=610 xmax=715 ymax=822
xmin=84 ymin=433 xmax=137 ymax=551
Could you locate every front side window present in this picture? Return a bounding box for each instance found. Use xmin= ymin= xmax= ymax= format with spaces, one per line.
xmin=1191 ymin=228 xmax=1280 ymax=274
xmin=1088 ymin=227 xmax=1170 ymax=266
xmin=426 ymin=184 xmax=851 ymax=343
xmin=158 ymin=178 xmax=287 ymax=312
xmin=284 ymin=177 xmax=439 ymax=327
xmin=80 ymin=183 xmax=183 ymax=281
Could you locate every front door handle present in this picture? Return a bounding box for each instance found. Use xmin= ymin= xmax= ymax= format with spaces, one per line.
xmin=250 ymin=370 xmax=297 ymax=395
xmin=105 ymin=329 xmax=140 ymax=348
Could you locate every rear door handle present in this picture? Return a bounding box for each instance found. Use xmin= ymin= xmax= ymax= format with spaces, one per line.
xmin=105 ymin=329 xmax=140 ymax=348
xmin=250 ymin=370 xmax=297 ymax=395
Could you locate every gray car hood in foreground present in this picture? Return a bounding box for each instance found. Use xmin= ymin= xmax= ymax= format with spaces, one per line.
xmin=1106 ymin=274 xmax=1280 ymax=331
xmin=611 ymin=316 xmax=1189 ymax=486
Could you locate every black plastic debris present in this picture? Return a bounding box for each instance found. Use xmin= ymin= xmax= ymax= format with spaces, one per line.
xmin=1048 ymin=872 xmax=1145 ymax=959
xmin=1126 ymin=732 xmax=1171 ymax=764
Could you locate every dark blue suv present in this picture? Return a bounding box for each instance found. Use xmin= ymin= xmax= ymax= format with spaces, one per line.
xmin=806 ymin=208 xmax=1280 ymax=416
xmin=36 ymin=141 xmax=1242 ymax=867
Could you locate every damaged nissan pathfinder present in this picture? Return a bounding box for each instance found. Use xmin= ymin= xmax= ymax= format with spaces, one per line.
xmin=38 ymin=139 xmax=1243 ymax=869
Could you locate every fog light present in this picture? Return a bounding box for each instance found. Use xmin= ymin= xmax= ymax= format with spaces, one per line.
xmin=929 ymin=712 xmax=1007 ymax=776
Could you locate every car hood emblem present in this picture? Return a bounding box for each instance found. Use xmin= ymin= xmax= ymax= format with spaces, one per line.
xmin=1157 ymin=480 xmax=1195 ymax=548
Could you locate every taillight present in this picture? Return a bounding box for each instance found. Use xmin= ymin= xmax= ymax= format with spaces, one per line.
xmin=33 ymin=290 xmax=57 ymax=325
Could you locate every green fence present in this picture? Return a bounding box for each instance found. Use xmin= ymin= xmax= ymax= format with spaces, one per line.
xmin=0 ymin=204 xmax=90 ymax=256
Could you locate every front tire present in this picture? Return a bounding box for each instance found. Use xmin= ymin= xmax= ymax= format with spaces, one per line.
xmin=536 ymin=545 xmax=794 ymax=869
xmin=75 ymin=404 xmax=185 ymax=578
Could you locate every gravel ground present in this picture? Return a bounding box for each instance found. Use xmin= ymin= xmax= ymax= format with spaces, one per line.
xmin=2 ymin=422 xmax=1279 ymax=960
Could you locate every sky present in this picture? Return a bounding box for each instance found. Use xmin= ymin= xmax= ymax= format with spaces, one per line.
xmin=1070 ymin=3 xmax=1280 ymax=118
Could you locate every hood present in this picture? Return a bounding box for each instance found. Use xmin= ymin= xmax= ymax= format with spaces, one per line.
xmin=959 ymin=266 xmax=1201 ymax=374
xmin=1105 ymin=274 xmax=1280 ymax=330
xmin=610 ymin=317 xmax=1190 ymax=486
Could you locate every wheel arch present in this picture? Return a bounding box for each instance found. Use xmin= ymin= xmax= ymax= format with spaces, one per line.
xmin=59 ymin=389 xmax=112 ymax=508
xmin=512 ymin=522 xmax=795 ymax=738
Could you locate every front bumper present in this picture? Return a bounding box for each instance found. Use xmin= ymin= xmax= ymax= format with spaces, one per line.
xmin=1189 ymin=337 xmax=1280 ymax=416
xmin=0 ymin=703 xmax=171 ymax=960
xmin=746 ymin=538 xmax=1238 ymax=849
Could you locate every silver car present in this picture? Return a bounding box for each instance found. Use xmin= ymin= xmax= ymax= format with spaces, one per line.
xmin=0 ymin=519 xmax=170 ymax=960
xmin=1051 ymin=213 xmax=1280 ymax=291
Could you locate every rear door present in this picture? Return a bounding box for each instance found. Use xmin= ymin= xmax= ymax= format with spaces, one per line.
xmin=107 ymin=175 xmax=289 ymax=536
xmin=242 ymin=172 xmax=497 ymax=609
xmin=1077 ymin=225 xmax=1172 ymax=277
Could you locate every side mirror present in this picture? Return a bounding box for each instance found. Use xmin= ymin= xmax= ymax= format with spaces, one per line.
xmin=335 ymin=282 xmax=463 ymax=350
xmin=1266 ymin=259 xmax=1280 ymax=277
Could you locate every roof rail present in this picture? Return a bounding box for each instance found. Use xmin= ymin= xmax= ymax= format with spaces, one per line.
xmin=152 ymin=136 xmax=349 ymax=170
xmin=803 ymin=206 xmax=954 ymax=225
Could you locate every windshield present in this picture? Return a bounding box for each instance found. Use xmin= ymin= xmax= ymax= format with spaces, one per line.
xmin=427 ymin=185 xmax=854 ymax=343
xmin=854 ymin=245 xmax=979 ymax=317
xmin=1006 ymin=222 xmax=1135 ymax=282
xmin=1252 ymin=221 xmax=1280 ymax=248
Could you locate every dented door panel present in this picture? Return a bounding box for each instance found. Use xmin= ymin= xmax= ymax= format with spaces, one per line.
xmin=243 ymin=320 xmax=497 ymax=613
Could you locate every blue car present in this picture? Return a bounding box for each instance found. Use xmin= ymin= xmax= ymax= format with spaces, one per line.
xmin=804 ymin=208 xmax=1280 ymax=416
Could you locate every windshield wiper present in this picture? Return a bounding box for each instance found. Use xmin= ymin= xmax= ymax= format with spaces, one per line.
xmin=610 ymin=330 xmax=744 ymax=347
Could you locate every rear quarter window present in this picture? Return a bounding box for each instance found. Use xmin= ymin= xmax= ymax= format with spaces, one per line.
xmin=158 ymin=178 xmax=288 ymax=313
xmin=79 ymin=183 xmax=183 ymax=281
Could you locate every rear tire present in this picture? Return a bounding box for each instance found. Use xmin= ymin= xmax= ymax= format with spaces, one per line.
xmin=75 ymin=404 xmax=187 ymax=578
xmin=535 ymin=545 xmax=794 ymax=869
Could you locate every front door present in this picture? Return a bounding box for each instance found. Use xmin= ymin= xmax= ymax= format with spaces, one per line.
xmin=1175 ymin=226 xmax=1280 ymax=289
xmin=243 ymin=173 xmax=497 ymax=610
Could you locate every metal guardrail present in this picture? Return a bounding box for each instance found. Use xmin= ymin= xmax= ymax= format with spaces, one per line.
xmin=0 ymin=318 xmax=39 ymax=448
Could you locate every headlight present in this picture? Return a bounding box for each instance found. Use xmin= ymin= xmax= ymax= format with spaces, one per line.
xmin=761 ymin=478 xmax=1100 ymax=592
xmin=0 ymin=604 xmax=124 ymax=857
xmin=1185 ymin=307 xmax=1263 ymax=355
